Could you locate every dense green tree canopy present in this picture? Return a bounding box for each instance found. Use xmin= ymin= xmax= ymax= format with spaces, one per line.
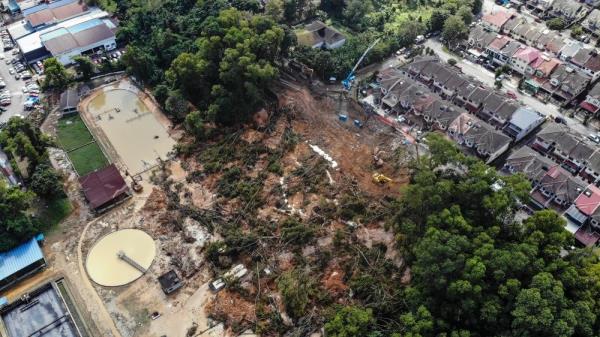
xmin=0 ymin=117 xmax=66 ymax=252
xmin=0 ymin=117 xmax=52 ymax=176
xmin=325 ymin=306 xmax=378 ymax=337
xmin=167 ymin=8 xmax=285 ymax=124
xmin=0 ymin=181 xmax=39 ymax=251
xmin=442 ymin=15 xmax=468 ymax=45
xmin=547 ymin=17 xmax=566 ymax=31
xmin=72 ymin=55 xmax=95 ymax=81
xmin=30 ymin=164 xmax=65 ymax=199
xmin=387 ymin=134 xmax=600 ymax=336
xmin=42 ymin=58 xmax=70 ymax=90
xmin=319 ymin=134 xmax=600 ymax=336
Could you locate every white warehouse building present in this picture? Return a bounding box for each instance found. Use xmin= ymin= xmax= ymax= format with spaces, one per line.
xmin=14 ymin=9 xmax=116 ymax=65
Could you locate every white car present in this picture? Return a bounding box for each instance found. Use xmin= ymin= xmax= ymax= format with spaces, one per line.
xmin=209 ymin=278 xmax=225 ymax=292
xmin=8 ymin=68 xmax=14 ymax=75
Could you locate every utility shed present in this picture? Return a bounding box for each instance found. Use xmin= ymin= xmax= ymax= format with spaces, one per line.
xmin=0 ymin=237 xmax=46 ymax=292
xmin=79 ymin=164 xmax=130 ymax=212
xmin=158 ymin=270 xmax=183 ymax=295
xmin=59 ymin=88 xmax=79 ymax=115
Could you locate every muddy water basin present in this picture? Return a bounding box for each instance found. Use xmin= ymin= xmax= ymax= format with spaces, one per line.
xmin=84 ymin=85 xmax=176 ymax=175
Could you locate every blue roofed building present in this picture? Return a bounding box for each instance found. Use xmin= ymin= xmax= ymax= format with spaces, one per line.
xmin=0 ymin=237 xmax=46 ymax=292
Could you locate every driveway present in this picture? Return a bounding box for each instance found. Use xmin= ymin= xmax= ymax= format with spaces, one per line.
xmin=424 ymin=38 xmax=597 ymax=137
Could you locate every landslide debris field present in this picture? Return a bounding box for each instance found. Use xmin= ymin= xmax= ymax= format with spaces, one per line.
xmin=57 ymin=79 xmax=415 ymax=337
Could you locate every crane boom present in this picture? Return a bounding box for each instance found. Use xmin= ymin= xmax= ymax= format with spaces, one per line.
xmin=342 ymin=38 xmax=381 ymax=90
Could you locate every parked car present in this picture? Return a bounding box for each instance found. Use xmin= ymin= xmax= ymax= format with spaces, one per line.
xmin=8 ymin=68 xmax=14 ymax=75
xmin=589 ymin=134 xmax=600 ymax=144
xmin=484 ymin=62 xmax=496 ymax=71
xmin=209 ymin=278 xmax=225 ymax=292
xmin=20 ymin=72 xmax=31 ymax=80
xmin=554 ymin=116 xmax=566 ymax=124
xmin=506 ymin=91 xmax=517 ymax=99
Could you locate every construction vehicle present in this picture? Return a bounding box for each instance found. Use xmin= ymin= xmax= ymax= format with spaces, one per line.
xmin=342 ymin=38 xmax=381 ymax=91
xmin=372 ymin=172 xmax=392 ymax=184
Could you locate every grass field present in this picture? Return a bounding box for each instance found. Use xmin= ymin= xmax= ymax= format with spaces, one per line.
xmin=56 ymin=115 xmax=109 ymax=176
xmin=39 ymin=198 xmax=73 ymax=229
xmin=57 ymin=115 xmax=94 ymax=151
xmin=68 ymin=143 xmax=109 ymax=176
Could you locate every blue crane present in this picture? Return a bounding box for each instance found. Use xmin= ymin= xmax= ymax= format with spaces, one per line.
xmin=342 ymin=38 xmax=381 ymax=91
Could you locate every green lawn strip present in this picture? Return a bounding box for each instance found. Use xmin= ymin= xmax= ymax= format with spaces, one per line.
xmin=57 ymin=115 xmax=94 ymax=151
xmin=37 ymin=197 xmax=73 ymax=229
xmin=68 ymin=142 xmax=109 ymax=176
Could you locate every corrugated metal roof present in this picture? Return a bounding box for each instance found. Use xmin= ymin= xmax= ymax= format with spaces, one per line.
xmin=40 ymin=27 xmax=69 ymax=42
xmin=0 ymin=238 xmax=44 ymax=281
xmin=23 ymin=0 xmax=77 ymax=16
xmin=27 ymin=10 xmax=55 ymax=27
xmin=42 ymin=20 xmax=113 ymax=55
xmin=73 ymin=23 xmax=114 ymax=47
xmin=69 ymin=18 xmax=103 ymax=34
xmin=16 ymin=8 xmax=109 ymax=54
xmin=79 ymin=164 xmax=128 ymax=209
xmin=26 ymin=1 xmax=88 ymax=27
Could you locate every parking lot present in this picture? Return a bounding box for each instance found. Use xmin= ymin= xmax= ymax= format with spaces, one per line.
xmin=0 ymin=28 xmax=41 ymax=125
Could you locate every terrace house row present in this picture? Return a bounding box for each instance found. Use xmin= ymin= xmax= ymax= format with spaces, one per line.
xmin=531 ymin=122 xmax=600 ymax=183
xmin=481 ymin=11 xmax=565 ymax=55
xmin=517 ymin=0 xmax=590 ymax=22
xmin=518 ymin=0 xmax=552 ymax=16
xmin=481 ymin=11 xmax=600 ymax=79
xmin=504 ymin=147 xmax=600 ymax=246
xmin=400 ymin=57 xmax=545 ymax=140
xmin=468 ymin=26 xmax=593 ymax=106
xmin=376 ymin=66 xmax=512 ymax=163
xmin=581 ymin=80 xmax=600 ymax=114
xmin=582 ymin=9 xmax=600 ymax=37
xmin=546 ymin=0 xmax=590 ymax=24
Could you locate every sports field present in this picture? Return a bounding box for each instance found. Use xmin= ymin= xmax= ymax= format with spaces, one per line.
xmin=57 ymin=115 xmax=109 ymax=176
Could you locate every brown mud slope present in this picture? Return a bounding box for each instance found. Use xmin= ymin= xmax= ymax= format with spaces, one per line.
xmin=275 ymin=83 xmax=409 ymax=197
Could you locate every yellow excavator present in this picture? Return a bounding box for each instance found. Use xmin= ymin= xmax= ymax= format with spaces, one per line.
xmin=372 ymin=173 xmax=392 ymax=184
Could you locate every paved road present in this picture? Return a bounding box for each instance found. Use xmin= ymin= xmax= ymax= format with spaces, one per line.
xmin=424 ymin=38 xmax=597 ymax=137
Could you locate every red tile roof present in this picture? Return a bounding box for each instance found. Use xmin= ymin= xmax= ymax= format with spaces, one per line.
xmin=488 ymin=36 xmax=511 ymax=51
xmin=574 ymin=227 xmax=600 ymax=247
xmin=482 ymin=11 xmax=512 ymax=28
xmin=79 ymin=164 xmax=129 ymax=210
xmin=532 ymin=57 xmax=560 ymax=77
xmin=580 ymin=101 xmax=599 ymax=114
xmin=513 ymin=46 xmax=541 ymax=64
xmin=574 ymin=185 xmax=600 ymax=216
